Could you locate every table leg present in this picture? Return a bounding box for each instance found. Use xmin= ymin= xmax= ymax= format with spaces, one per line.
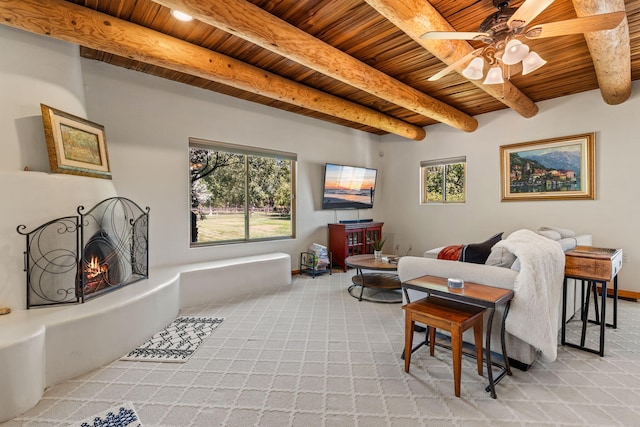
xmin=612 ymin=276 xmax=618 ymax=329
xmin=399 ymin=288 xmax=428 ymax=360
xmin=562 ymin=277 xmax=611 ymax=357
xmin=501 ymin=301 xmax=512 ymax=377
xmin=357 ymin=268 xmax=365 ymax=301
xmin=402 ymin=287 xmax=410 ymax=304
xmin=451 ymin=326 xmax=462 ymax=398
xmin=473 ymin=322 xmax=483 ymax=376
xmin=592 ymin=282 xmax=600 ymax=324
xmin=600 ymin=276 xmax=619 ymax=329
xmin=404 ymin=315 xmax=414 ymax=372
xmin=588 ymin=277 xmax=619 ymax=329
xmin=484 ymin=308 xmax=496 ymax=399
xmin=561 ymin=278 xmax=568 ymax=345
xmin=483 ymin=302 xmax=512 ymax=398
xmin=599 ymin=280 xmax=607 ymax=356
xmin=429 ymin=327 xmax=436 ymax=357
xmin=580 ymin=281 xmax=590 ymax=347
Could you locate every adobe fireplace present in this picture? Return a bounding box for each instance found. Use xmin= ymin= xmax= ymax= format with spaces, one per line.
xmin=17 ymin=197 xmax=149 ymax=308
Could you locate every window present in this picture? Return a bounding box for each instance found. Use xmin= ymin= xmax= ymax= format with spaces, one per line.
xmin=189 ymin=138 xmax=296 ymax=245
xmin=421 ymin=156 xmax=466 ymax=203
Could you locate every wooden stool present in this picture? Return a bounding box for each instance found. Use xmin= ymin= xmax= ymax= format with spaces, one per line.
xmin=403 ymin=296 xmax=486 ymax=397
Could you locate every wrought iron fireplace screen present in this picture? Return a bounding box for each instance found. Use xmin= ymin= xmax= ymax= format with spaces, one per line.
xmin=17 ymin=197 xmax=149 ymax=308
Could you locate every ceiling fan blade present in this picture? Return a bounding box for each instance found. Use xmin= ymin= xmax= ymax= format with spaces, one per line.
xmin=525 ymin=11 xmax=626 ymax=39
xmin=420 ymin=31 xmax=489 ymax=41
xmin=508 ymin=0 xmax=556 ymax=29
xmin=428 ymin=49 xmax=482 ymax=81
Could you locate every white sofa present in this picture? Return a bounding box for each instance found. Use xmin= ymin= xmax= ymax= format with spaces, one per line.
xmin=398 ymin=229 xmax=592 ymax=370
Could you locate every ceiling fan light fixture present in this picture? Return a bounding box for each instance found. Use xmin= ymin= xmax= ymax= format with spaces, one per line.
xmin=502 ymin=39 xmax=530 ymax=65
xmin=462 ymin=57 xmax=485 ymax=80
xmin=522 ymin=51 xmax=547 ymax=75
xmin=483 ymin=66 xmax=504 ymax=85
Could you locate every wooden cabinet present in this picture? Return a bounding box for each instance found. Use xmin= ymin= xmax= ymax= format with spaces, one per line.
xmin=328 ymin=221 xmax=383 ymax=271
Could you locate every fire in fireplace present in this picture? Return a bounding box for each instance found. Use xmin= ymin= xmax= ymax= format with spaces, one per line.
xmin=80 ymin=229 xmax=125 ymax=297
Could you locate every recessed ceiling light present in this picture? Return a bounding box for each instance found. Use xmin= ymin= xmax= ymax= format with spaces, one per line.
xmin=171 ymin=10 xmax=193 ymax=22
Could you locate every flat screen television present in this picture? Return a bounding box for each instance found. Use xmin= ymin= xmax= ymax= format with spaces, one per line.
xmin=322 ymin=163 xmax=377 ymax=210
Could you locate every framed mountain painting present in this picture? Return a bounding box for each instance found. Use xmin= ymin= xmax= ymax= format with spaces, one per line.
xmin=500 ymin=133 xmax=595 ymax=201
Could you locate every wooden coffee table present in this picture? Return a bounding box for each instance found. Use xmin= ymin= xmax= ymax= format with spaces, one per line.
xmin=345 ymin=254 xmax=401 ymax=303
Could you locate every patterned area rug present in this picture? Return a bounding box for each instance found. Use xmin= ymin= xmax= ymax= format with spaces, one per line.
xmin=121 ymin=316 xmax=224 ymax=363
xmin=72 ymin=401 xmax=142 ymax=427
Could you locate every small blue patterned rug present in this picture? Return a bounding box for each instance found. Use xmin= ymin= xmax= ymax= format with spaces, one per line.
xmin=73 ymin=401 xmax=142 ymax=427
xmin=121 ymin=316 xmax=225 ymax=363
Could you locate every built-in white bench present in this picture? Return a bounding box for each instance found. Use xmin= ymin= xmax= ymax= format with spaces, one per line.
xmin=0 ymin=252 xmax=291 ymax=423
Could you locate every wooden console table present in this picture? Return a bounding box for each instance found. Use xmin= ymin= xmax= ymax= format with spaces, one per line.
xmin=401 ymin=275 xmax=514 ymax=399
xmin=561 ymin=246 xmax=623 ymax=356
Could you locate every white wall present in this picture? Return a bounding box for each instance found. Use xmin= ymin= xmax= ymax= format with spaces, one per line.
xmin=0 ymin=27 xmax=382 ymax=309
xmin=0 ymin=27 xmax=118 ymax=309
xmin=380 ymin=82 xmax=640 ymax=292
xmin=0 ymin=26 xmax=87 ymax=171
xmin=80 ymin=60 xmax=383 ymax=269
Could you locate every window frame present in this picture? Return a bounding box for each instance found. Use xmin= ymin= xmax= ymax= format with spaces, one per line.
xmin=420 ymin=156 xmax=467 ymax=204
xmin=189 ymin=138 xmax=297 ymax=246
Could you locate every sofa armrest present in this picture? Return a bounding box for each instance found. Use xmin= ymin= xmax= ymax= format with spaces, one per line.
xmin=398 ymin=256 xmax=518 ymax=290
xmin=574 ymin=234 xmax=592 ymax=246
xmin=423 ymin=247 xmax=444 ymax=259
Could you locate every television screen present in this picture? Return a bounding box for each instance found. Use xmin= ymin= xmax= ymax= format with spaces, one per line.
xmin=322 ymin=163 xmax=377 ymax=210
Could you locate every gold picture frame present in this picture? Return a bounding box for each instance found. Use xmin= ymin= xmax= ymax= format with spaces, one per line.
xmin=500 ymin=133 xmax=595 ymax=201
xmin=41 ymin=104 xmax=111 ymax=179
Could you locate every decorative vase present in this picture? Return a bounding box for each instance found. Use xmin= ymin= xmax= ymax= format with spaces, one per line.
xmin=374 ymin=250 xmax=382 ymax=259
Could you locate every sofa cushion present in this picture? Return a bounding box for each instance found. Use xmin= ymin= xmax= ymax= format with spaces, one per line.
xmin=437 ymin=244 xmax=464 ymax=261
xmin=460 ymin=232 xmax=503 ymax=264
xmin=538 ymin=226 xmax=576 ymax=238
xmin=537 ymin=229 xmax=562 ymax=240
xmin=557 ymin=237 xmax=579 ymax=251
xmin=485 ymin=246 xmax=517 ymax=268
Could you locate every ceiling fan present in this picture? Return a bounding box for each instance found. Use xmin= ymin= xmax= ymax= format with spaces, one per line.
xmin=422 ymin=0 xmax=626 ymax=84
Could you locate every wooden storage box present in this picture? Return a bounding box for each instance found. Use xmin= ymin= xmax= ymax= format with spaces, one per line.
xmin=564 ymin=246 xmax=623 ymax=282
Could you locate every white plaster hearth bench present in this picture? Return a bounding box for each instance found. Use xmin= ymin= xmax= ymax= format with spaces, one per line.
xmin=0 ymin=252 xmax=291 ymax=423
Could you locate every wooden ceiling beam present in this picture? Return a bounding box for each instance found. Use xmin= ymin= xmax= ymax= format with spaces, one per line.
xmin=153 ymin=0 xmax=478 ymax=132
xmin=0 ymin=0 xmax=426 ymax=141
xmin=572 ymin=0 xmax=631 ymax=105
xmin=364 ymin=0 xmax=539 ymax=119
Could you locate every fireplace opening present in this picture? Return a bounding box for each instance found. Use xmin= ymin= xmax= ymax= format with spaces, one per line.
xmin=79 ymin=230 xmax=125 ymax=297
xmin=19 ymin=197 xmax=149 ymax=308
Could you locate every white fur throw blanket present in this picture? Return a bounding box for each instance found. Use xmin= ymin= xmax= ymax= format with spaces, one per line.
xmin=493 ymin=229 xmax=566 ymax=362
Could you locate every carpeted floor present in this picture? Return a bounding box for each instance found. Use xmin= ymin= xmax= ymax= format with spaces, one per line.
xmin=3 ymin=270 xmax=640 ymax=426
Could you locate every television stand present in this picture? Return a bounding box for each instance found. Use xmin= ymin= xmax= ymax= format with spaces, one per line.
xmin=328 ymin=221 xmax=383 ymax=271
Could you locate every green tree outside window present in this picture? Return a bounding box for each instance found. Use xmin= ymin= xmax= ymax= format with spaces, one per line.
xmin=190 ymin=140 xmax=296 ymax=245
xmin=422 ymin=158 xmax=466 ymax=203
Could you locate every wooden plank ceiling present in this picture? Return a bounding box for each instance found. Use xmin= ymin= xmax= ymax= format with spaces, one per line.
xmin=3 ymin=0 xmax=640 ymax=140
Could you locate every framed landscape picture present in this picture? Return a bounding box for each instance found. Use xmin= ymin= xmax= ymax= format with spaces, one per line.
xmin=41 ymin=104 xmax=111 ymax=179
xmin=500 ymin=133 xmax=595 ymax=201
